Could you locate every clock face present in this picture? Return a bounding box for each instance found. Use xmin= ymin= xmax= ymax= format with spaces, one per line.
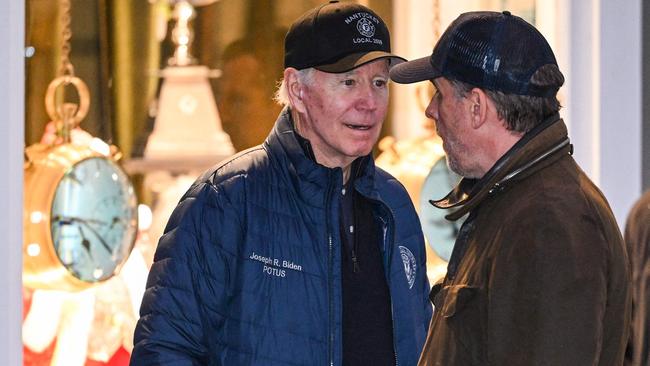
xmin=419 ymin=156 xmax=465 ymax=261
xmin=50 ymin=157 xmax=138 ymax=282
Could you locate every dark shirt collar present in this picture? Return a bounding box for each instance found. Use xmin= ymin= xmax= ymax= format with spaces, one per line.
xmin=290 ymin=116 xmax=369 ymax=184
xmin=292 ymin=126 xmax=318 ymax=162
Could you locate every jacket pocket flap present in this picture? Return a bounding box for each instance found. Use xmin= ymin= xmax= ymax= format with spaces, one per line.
xmin=437 ymin=284 xmax=478 ymax=318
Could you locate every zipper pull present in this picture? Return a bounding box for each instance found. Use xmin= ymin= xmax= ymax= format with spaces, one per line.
xmin=351 ymin=251 xmax=360 ymax=273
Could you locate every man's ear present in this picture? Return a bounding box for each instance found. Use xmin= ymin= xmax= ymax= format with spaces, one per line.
xmin=469 ymin=87 xmax=489 ymax=129
xmin=284 ymin=68 xmax=307 ymax=114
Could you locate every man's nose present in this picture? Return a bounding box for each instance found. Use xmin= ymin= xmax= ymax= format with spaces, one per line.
xmin=425 ymin=99 xmax=438 ymax=120
xmin=356 ymin=84 xmax=380 ymax=110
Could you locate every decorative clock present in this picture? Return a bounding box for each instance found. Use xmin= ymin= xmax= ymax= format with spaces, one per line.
xmin=23 ymin=74 xmax=138 ymax=291
xmin=419 ymin=156 xmax=465 ymax=261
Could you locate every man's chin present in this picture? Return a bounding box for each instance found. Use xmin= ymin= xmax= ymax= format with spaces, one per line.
xmin=359 ymin=147 xmax=375 ymax=157
xmin=445 ymin=156 xmax=469 ymax=178
xmin=346 ymin=143 xmax=374 ymax=158
xmin=447 ymin=159 xmax=483 ymax=179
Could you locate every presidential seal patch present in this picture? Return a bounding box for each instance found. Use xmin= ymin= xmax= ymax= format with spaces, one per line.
xmin=399 ymin=246 xmax=416 ymax=289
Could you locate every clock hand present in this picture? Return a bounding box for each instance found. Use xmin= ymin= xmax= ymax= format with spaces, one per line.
xmin=52 ymin=215 xmax=109 ymax=226
xmin=76 ymin=225 xmax=94 ymax=260
xmin=108 ymin=216 xmax=128 ymax=229
xmin=53 ymin=215 xmax=113 ymax=254
xmin=75 ymin=220 xmax=113 ymax=254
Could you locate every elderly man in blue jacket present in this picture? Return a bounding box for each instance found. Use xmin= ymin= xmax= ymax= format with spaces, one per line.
xmin=130 ymin=1 xmax=432 ymax=365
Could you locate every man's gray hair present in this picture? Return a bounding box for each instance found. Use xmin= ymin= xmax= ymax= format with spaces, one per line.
xmin=449 ymin=64 xmax=564 ymax=133
xmin=274 ymin=68 xmax=316 ymax=106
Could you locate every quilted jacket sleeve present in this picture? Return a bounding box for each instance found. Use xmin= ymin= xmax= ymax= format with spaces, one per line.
xmin=130 ymin=182 xmax=239 ymax=365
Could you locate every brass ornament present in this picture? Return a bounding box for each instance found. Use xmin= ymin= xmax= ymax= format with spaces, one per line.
xmin=44 ymin=75 xmax=90 ymax=135
xmin=23 ymin=0 xmax=138 ymax=291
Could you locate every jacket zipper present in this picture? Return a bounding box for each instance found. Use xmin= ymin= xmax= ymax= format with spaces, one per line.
xmin=325 ymin=172 xmax=335 ymax=366
xmin=376 ymin=203 xmax=399 ymax=365
xmin=387 ymin=213 xmax=399 ymax=366
xmin=328 ymin=233 xmax=334 ymax=366
xmin=392 ymin=302 xmax=399 ymax=366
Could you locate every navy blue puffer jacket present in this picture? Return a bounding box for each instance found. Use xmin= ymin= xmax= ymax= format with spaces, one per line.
xmin=131 ymin=109 xmax=432 ymax=365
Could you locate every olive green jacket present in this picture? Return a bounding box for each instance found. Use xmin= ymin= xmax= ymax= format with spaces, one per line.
xmin=419 ymin=115 xmax=631 ymax=366
xmin=624 ymin=189 xmax=650 ymax=366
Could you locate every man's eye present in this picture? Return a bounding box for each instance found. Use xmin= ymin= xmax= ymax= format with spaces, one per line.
xmin=374 ymin=79 xmax=387 ymax=87
xmin=343 ymin=79 xmax=355 ymax=86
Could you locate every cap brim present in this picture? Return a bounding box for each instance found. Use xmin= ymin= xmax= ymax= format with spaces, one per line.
xmin=315 ymin=51 xmax=407 ymax=73
xmin=389 ymin=55 xmax=440 ymax=84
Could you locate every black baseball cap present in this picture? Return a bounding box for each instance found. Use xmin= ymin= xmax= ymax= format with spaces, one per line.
xmin=284 ymin=0 xmax=405 ymax=73
xmin=390 ymin=11 xmax=559 ymax=97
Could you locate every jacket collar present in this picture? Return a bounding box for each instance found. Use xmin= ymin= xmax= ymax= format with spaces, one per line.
xmin=264 ymin=108 xmax=377 ymax=207
xmin=431 ymin=113 xmax=572 ymax=221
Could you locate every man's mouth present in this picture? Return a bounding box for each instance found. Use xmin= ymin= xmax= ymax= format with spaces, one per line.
xmin=345 ymin=124 xmax=372 ymax=130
